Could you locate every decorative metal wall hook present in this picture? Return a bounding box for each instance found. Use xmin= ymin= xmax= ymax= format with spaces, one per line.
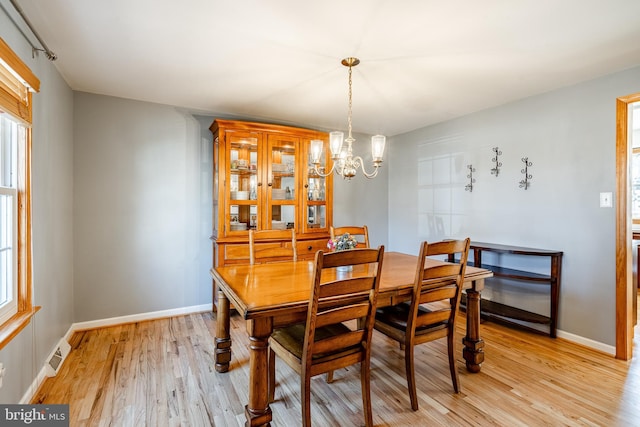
xmin=465 ymin=164 xmax=476 ymax=192
xmin=519 ymin=157 xmax=533 ymax=189
xmin=490 ymin=147 xmax=502 ymax=176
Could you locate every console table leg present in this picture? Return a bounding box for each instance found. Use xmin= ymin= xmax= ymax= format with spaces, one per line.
xmin=463 ymin=284 xmax=485 ymax=373
xmin=550 ymin=255 xmax=561 ymax=338
xmin=215 ymin=289 xmax=232 ymax=373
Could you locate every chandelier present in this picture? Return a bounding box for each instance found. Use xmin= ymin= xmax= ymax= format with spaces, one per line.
xmin=310 ymin=57 xmax=386 ymax=179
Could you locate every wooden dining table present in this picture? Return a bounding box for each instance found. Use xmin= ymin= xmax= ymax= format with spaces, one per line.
xmin=210 ymin=251 xmax=493 ymax=427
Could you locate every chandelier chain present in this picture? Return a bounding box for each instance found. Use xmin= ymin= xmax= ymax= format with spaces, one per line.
xmin=347 ymin=64 xmax=353 ymax=141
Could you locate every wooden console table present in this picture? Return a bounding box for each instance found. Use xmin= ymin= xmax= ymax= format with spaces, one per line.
xmin=451 ymin=242 xmax=563 ymax=338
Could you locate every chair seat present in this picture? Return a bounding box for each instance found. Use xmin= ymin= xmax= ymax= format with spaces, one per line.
xmin=375 ymin=303 xmax=447 ymax=334
xmin=271 ymin=323 xmax=362 ymax=362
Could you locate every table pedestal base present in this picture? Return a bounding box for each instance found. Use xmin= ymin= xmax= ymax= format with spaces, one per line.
xmin=462 ymin=336 xmax=485 ymax=373
xmin=244 ymin=405 xmax=271 ymax=427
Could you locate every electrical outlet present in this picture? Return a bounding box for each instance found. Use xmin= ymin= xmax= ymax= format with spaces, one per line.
xmin=0 ymin=362 xmax=5 ymax=388
xmin=600 ymin=192 xmax=613 ymax=208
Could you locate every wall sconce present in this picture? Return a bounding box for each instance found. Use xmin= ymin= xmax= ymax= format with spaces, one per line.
xmin=465 ymin=164 xmax=476 ymax=192
xmin=519 ymin=157 xmax=533 ymax=189
xmin=491 ymin=147 xmax=502 ymax=176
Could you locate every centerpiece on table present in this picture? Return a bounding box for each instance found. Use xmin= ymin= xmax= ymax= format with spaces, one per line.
xmin=327 ymin=233 xmax=358 ymax=271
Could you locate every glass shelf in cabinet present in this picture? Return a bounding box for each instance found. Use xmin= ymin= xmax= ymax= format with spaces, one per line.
xmin=230 ymin=168 xmax=257 ymax=175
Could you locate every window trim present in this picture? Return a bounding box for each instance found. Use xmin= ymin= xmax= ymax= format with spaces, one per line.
xmin=0 ymin=37 xmax=40 ymax=350
xmin=632 ymin=104 xmax=640 ymax=224
xmin=633 ymin=146 xmax=640 ymax=225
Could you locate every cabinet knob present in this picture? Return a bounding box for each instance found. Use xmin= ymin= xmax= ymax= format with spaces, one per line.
xmin=257 ymin=182 xmax=262 ymax=186
xmin=307 ymin=245 xmax=312 ymax=250
xmin=304 ymin=184 xmax=309 ymax=188
xmin=268 ymin=182 xmax=272 ymax=187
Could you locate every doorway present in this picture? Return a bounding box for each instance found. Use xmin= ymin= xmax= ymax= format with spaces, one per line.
xmin=616 ymin=93 xmax=640 ymax=360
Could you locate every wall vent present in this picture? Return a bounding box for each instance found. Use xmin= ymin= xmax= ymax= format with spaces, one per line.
xmin=44 ymin=339 xmax=71 ymax=377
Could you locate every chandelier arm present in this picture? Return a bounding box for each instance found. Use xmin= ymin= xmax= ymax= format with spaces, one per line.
xmin=312 ymin=162 xmax=337 ymax=178
xmin=351 ymin=156 xmax=380 ymax=179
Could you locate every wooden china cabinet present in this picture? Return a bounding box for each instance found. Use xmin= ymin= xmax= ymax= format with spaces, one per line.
xmin=209 ymin=119 xmax=334 ymax=308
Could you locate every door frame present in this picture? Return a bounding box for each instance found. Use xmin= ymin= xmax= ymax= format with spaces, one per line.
xmin=616 ymin=93 xmax=640 ymax=360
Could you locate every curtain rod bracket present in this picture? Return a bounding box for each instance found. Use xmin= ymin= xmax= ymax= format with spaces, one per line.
xmin=10 ymin=0 xmax=57 ymax=61
xmin=32 ymin=47 xmax=57 ymax=61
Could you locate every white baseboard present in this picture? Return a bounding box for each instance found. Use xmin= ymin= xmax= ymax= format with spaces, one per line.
xmin=69 ymin=303 xmax=213 ymax=332
xmin=556 ymin=329 xmax=616 ymax=355
xmin=20 ymin=303 xmax=213 ymax=404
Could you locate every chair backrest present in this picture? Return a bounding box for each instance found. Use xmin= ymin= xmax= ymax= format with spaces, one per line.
xmin=408 ymin=238 xmax=470 ymax=335
xmin=303 ymin=246 xmax=385 ymax=373
xmin=330 ymin=225 xmax=370 ymax=248
xmin=249 ymin=229 xmax=298 ymax=265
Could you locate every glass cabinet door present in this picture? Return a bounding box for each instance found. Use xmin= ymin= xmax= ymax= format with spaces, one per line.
xmin=266 ymin=134 xmax=298 ymax=231
xmin=227 ymin=132 xmax=259 ymax=234
xmin=303 ymin=138 xmax=330 ymax=233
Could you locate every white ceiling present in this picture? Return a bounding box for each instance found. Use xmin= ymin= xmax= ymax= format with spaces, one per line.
xmin=9 ymin=0 xmax=640 ymax=136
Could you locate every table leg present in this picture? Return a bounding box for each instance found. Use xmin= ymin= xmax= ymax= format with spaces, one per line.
xmin=462 ymin=280 xmax=485 ymax=373
xmin=245 ymin=318 xmax=273 ymax=427
xmin=215 ymin=289 xmax=232 ymax=373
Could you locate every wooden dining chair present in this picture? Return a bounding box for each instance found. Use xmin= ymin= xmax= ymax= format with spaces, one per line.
xmin=249 ymin=229 xmax=297 ymax=264
xmin=268 ymin=246 xmax=385 ymax=427
xmin=374 ymin=238 xmax=470 ymax=411
xmin=330 ymin=225 xmax=369 ymax=248
xmin=327 ymin=227 xmax=371 ymax=384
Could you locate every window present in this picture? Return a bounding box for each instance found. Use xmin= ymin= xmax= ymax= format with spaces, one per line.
xmin=0 ymin=116 xmax=19 ymax=325
xmin=0 ymin=37 xmax=40 ymax=349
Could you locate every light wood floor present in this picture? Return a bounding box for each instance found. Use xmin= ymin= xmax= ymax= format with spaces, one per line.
xmin=33 ymin=301 xmax=640 ymax=426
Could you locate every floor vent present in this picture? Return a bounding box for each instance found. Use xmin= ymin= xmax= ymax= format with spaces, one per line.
xmin=45 ymin=339 xmax=71 ymax=377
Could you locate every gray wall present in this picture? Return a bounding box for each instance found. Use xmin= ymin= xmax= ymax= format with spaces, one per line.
xmin=71 ymin=99 xmax=388 ymax=323
xmin=0 ymin=7 xmax=74 ymax=403
xmin=73 ymin=93 xmax=212 ymax=321
xmin=388 ymin=66 xmax=640 ymax=346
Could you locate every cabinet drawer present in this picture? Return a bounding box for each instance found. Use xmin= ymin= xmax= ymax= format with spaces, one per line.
xmin=221 ymin=238 xmax=329 ymax=264
xmin=297 ymin=239 xmax=329 ymax=259
xmin=224 ymin=243 xmax=249 ymax=262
